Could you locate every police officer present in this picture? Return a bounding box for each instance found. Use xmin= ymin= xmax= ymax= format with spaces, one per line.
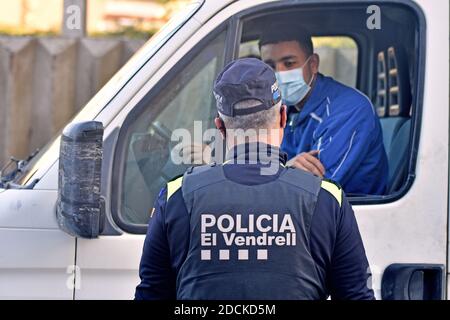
xmin=135 ymin=58 xmax=375 ymax=300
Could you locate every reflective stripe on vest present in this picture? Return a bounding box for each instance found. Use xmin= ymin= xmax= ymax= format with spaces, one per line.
xmin=167 ymin=176 xmax=183 ymax=201
xmin=320 ymin=180 xmax=342 ymax=207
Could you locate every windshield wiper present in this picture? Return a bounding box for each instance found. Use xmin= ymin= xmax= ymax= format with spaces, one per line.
xmin=0 ymin=149 xmax=40 ymax=188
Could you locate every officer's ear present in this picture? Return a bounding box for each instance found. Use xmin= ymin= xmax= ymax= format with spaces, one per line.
xmin=214 ymin=117 xmax=226 ymax=139
xmin=280 ymin=104 xmax=287 ymax=129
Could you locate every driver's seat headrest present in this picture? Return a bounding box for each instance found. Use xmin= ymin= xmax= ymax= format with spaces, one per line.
xmin=386 ymin=46 xmax=411 ymax=118
xmin=375 ymin=46 xmax=412 ymax=118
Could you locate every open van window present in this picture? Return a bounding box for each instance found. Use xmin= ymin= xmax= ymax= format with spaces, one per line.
xmin=111 ymin=1 xmax=425 ymax=232
xmin=236 ymin=2 xmax=422 ymax=203
xmin=239 ymin=36 xmax=358 ymax=88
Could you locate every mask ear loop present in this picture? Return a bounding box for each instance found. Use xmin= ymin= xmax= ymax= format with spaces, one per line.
xmin=307 ymin=72 xmax=316 ymax=87
xmin=302 ymin=55 xmax=316 ymax=87
xmin=301 ymin=55 xmax=313 ymax=68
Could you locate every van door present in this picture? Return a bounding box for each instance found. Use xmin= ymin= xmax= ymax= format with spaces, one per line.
xmin=235 ymin=0 xmax=448 ymax=300
xmin=0 ymin=189 xmax=75 ymax=299
xmin=75 ymin=0 xmax=449 ymax=299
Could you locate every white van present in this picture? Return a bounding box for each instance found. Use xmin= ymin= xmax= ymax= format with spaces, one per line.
xmin=0 ymin=0 xmax=448 ymax=300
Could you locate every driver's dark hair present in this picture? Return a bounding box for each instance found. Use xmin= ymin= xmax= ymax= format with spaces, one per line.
xmin=259 ymin=23 xmax=314 ymax=56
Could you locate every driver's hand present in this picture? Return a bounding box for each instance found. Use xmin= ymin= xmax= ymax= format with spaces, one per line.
xmin=286 ymin=150 xmax=325 ymax=177
xmin=175 ymin=142 xmax=212 ymax=165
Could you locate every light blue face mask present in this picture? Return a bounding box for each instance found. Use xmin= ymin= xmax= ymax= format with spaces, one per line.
xmin=275 ymin=56 xmax=315 ymax=106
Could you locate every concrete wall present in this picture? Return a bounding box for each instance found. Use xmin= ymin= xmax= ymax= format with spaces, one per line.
xmin=0 ymin=36 xmax=146 ymax=166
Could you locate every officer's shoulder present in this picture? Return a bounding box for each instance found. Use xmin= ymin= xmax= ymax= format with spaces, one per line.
xmin=320 ymin=178 xmax=343 ymax=207
xmin=183 ymin=163 xmax=226 ymax=194
xmin=166 ymin=173 xmax=184 ymax=201
xmin=280 ymin=166 xmax=322 ymax=196
xmin=185 ymin=164 xmax=217 ymax=176
xmin=166 ymin=164 xmax=221 ymax=201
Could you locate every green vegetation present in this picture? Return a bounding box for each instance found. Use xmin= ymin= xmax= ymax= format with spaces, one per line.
xmin=89 ymin=26 xmax=156 ymax=39
xmin=0 ymin=24 xmax=155 ymax=39
xmin=0 ymin=24 xmax=59 ymax=36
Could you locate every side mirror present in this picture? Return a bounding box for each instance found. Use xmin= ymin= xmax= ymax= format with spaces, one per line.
xmin=56 ymin=121 xmax=104 ymax=239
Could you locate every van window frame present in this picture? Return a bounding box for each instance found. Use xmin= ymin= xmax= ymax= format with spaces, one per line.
xmin=110 ymin=22 xmax=233 ymax=234
xmin=109 ymin=0 xmax=427 ymax=235
xmin=231 ymin=0 xmax=426 ymax=205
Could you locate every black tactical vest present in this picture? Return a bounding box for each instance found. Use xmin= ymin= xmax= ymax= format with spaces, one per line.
xmin=176 ymin=164 xmax=325 ymax=300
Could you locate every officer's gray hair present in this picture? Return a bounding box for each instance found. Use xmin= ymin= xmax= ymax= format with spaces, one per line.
xmin=219 ymin=99 xmax=281 ymax=133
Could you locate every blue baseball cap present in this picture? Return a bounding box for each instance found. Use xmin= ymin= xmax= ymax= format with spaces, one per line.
xmin=213 ymin=58 xmax=282 ymax=117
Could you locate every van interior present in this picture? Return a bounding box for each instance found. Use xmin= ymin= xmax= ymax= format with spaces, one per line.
xmin=238 ymin=3 xmax=420 ymax=197
xmin=116 ymin=2 xmax=422 ymax=228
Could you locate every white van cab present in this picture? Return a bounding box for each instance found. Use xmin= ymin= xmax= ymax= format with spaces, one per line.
xmin=0 ymin=0 xmax=448 ymax=300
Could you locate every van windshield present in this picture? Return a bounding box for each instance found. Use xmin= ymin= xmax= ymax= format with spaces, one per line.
xmin=12 ymin=0 xmax=205 ymax=187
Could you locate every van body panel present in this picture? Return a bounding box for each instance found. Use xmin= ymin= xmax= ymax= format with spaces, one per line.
xmin=0 ymin=0 xmax=447 ymax=300
xmin=0 ymin=229 xmax=74 ymax=299
xmin=0 ymin=190 xmax=59 ymax=229
xmin=0 ymin=189 xmax=74 ymax=299
xmin=355 ymin=0 xmax=449 ymax=298
xmin=33 ymin=161 xmax=59 ymax=190
xmin=75 ymin=235 xmax=144 ymax=299
xmin=193 ymin=0 xmax=236 ymax=25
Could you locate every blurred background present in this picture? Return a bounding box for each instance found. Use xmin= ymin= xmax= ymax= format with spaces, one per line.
xmin=0 ymin=0 xmax=188 ymax=36
xmin=0 ymin=0 xmax=190 ymax=167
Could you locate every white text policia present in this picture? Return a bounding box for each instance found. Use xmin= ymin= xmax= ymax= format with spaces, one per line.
xmin=201 ymin=214 xmax=297 ymax=247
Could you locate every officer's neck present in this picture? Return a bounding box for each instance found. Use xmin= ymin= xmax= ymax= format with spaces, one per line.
xmin=226 ymin=135 xmax=281 ymax=151
xmin=225 ymin=139 xmax=286 ymax=166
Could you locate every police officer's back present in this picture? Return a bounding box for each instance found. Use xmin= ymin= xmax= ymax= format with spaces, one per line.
xmin=135 ymin=58 xmax=375 ymax=300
